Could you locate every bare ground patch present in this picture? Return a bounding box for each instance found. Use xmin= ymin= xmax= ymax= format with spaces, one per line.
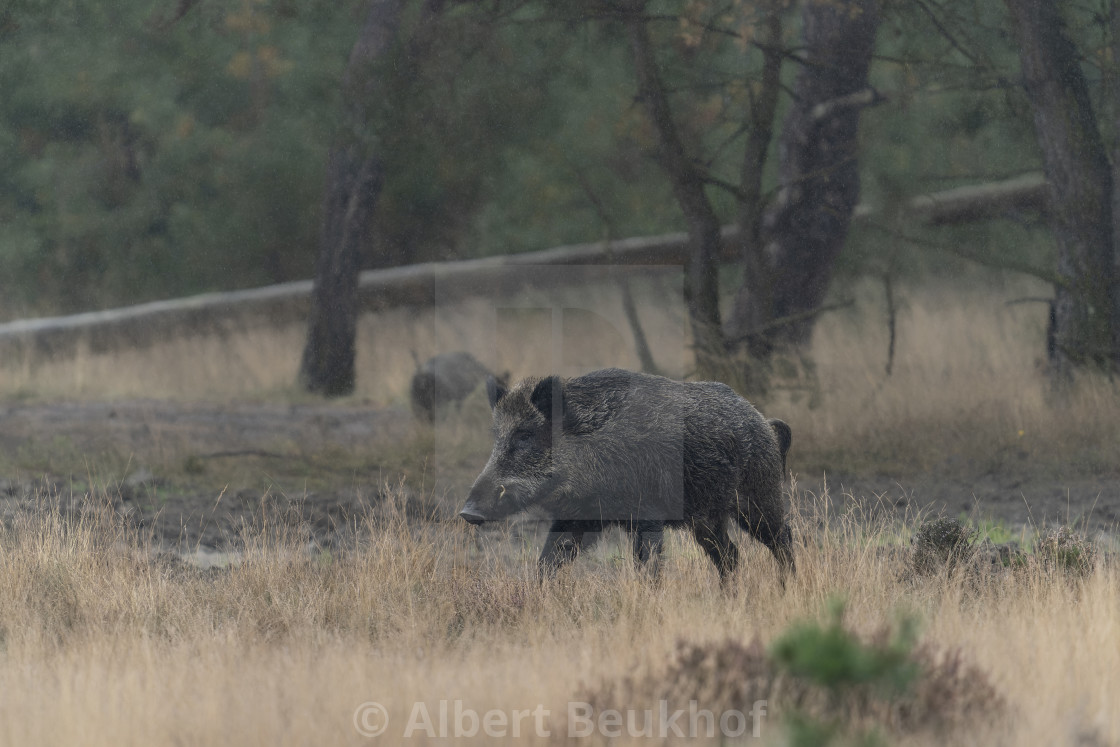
xmin=1 ymin=398 xmax=1116 ymax=560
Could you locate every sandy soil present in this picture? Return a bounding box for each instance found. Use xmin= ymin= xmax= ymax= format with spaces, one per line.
xmin=1 ymin=399 xmax=1116 ymax=560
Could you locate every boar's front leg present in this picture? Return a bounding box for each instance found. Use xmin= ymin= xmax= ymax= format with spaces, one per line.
xmin=631 ymin=520 xmax=664 ymax=579
xmin=538 ymin=520 xmax=586 ymax=579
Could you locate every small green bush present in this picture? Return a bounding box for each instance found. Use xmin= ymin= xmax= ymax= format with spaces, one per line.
xmin=770 ymin=598 xmax=919 ymax=696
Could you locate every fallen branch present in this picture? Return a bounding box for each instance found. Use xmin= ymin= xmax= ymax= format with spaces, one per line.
xmin=725 ymin=299 xmax=856 ymax=347
xmin=864 ymin=221 xmax=1068 ymax=289
xmin=811 ymin=87 xmax=887 ymax=121
xmin=0 ymin=174 xmax=1052 ymax=358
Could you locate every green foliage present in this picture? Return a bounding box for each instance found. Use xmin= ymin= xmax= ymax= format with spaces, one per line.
xmin=771 ymin=598 xmax=920 ymax=697
xmin=846 ymin=0 xmax=1053 ymax=281
xmin=0 ymin=0 xmax=695 ymax=317
xmin=768 ymin=599 xmax=1003 ymax=747
xmin=0 ymin=0 xmax=358 ymax=313
xmin=467 ymin=25 xmax=682 ymax=253
xmin=967 ymin=515 xmax=1017 ymax=546
xmin=0 ymin=0 xmax=1081 ymax=318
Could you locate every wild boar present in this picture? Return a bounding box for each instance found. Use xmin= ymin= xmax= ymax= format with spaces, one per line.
xmin=410 ymin=351 xmax=507 ymax=422
xmin=460 ymin=368 xmax=794 ymax=585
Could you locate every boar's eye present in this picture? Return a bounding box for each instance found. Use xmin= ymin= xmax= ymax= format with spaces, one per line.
xmin=510 ymin=431 xmax=534 ymax=452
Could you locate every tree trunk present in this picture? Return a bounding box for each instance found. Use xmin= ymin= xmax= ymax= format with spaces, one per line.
xmin=622 ymin=6 xmax=724 ymax=375
xmin=724 ymin=5 xmax=783 ymax=348
xmin=739 ymin=0 xmax=879 ymax=350
xmin=300 ymin=149 xmax=385 ymax=396
xmin=1005 ymin=0 xmax=1118 ymax=376
xmin=299 ymin=0 xmax=405 ymax=396
xmin=1112 ymin=9 xmax=1120 ymax=368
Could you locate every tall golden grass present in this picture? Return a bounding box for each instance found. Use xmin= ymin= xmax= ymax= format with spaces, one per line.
xmin=0 ymin=485 xmax=1117 ymax=746
xmin=796 ymin=279 xmax=1120 ymax=474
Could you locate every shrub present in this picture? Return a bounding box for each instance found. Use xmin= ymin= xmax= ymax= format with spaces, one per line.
xmin=909 ymin=518 xmax=979 ymax=578
xmin=1035 ymin=527 xmax=1096 ymax=578
xmin=770 ymin=599 xmax=919 ymax=696
xmin=583 ymin=600 xmax=1004 ymax=743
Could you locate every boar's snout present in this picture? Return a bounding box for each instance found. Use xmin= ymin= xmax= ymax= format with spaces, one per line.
xmin=459 ymin=504 xmax=487 ymax=525
xmin=460 ymin=480 xmax=492 ymax=524
xmin=461 ymin=473 xmax=507 ymax=524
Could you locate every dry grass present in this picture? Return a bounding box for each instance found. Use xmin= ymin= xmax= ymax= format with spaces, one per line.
xmin=2 ymin=272 xmax=1116 ymax=477
xmin=792 ymin=278 xmax=1120 ymax=475
xmin=0 ymin=485 xmax=1117 ymax=746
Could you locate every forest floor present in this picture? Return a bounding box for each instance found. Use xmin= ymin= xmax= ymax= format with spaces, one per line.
xmin=1 ymin=396 xmax=1115 ymax=565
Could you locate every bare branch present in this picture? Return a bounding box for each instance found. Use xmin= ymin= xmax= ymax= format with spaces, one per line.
xmin=863 ymin=221 xmax=1070 ymax=289
xmin=725 ymin=300 xmax=856 ymax=346
xmin=810 ymin=87 xmax=887 ymax=122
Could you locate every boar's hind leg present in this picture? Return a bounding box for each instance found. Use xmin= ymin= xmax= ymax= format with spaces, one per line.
xmin=630 ymin=521 xmax=664 ymax=579
xmin=690 ymin=519 xmax=739 ymax=585
xmin=538 ymin=520 xmax=587 ymax=580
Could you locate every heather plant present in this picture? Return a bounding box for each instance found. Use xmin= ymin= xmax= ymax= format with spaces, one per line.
xmin=909 ymin=518 xmax=979 ymax=578
xmin=1035 ymin=526 xmax=1097 ymax=578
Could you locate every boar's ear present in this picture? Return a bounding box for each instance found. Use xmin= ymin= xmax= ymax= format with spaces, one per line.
xmin=486 ymin=376 xmax=507 ymax=410
xmin=529 ymin=376 xmax=563 ymax=423
xmin=767 ymin=418 xmax=792 ymax=459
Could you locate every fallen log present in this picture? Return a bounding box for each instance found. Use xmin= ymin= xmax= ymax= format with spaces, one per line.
xmin=0 ymin=173 xmax=1049 ymax=357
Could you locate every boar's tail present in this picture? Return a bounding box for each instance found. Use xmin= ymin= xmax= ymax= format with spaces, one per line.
xmin=767 ymin=418 xmax=792 ymax=474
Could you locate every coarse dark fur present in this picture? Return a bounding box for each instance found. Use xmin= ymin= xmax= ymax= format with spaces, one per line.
xmin=409 ymin=352 xmax=508 ymax=422
xmin=460 ymin=368 xmax=794 ymax=585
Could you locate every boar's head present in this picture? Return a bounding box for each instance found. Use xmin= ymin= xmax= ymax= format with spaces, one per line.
xmin=460 ymin=375 xmax=563 ymax=525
